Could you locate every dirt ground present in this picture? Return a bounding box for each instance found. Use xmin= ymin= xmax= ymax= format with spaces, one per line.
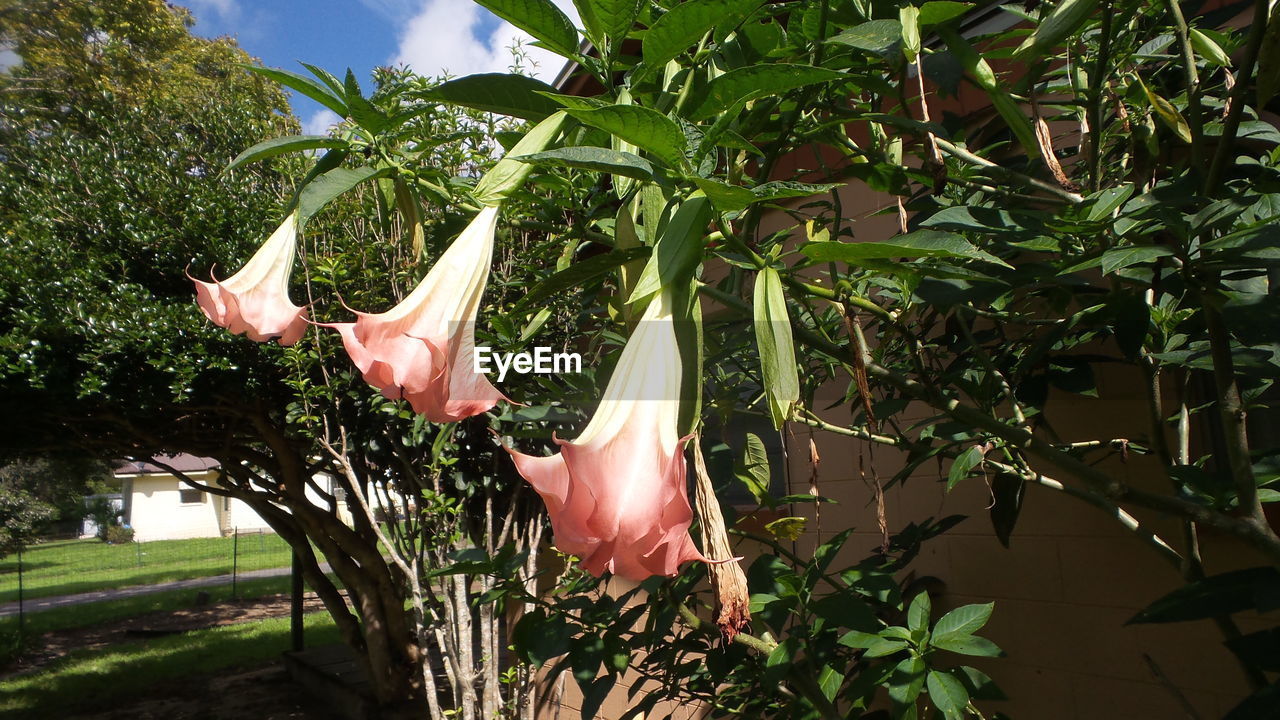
xmin=4 ymin=592 xmax=327 ymax=678
xmin=5 ymin=593 xmax=334 ymax=719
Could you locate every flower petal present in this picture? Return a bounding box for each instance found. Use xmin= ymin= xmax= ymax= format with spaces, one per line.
xmin=325 ymin=206 xmax=506 ymax=421
xmin=189 ymin=214 xmax=308 ymax=345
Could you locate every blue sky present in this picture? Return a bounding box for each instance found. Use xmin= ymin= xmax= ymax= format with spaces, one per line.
xmin=182 ymin=0 xmax=578 ymax=133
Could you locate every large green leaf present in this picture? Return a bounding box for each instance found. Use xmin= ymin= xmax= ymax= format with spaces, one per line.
xmin=927 ymin=670 xmax=971 ymax=719
xmin=244 ymin=65 xmax=347 ymax=117
xmin=1130 ymin=568 xmax=1280 ymax=624
xmin=688 ymin=64 xmax=845 ymax=120
xmin=1259 ymin=2 xmax=1280 ymax=107
xmin=584 ymin=0 xmax=643 ymax=48
xmin=564 ymin=105 xmax=688 ymax=168
xmin=931 ymin=634 xmax=1003 ymax=657
xmin=423 ymin=73 xmax=561 ymax=121
xmin=754 ymin=267 xmax=800 ymax=429
xmin=640 ymin=0 xmax=760 ymax=76
xmin=827 ymin=19 xmax=903 ymax=57
xmin=512 ymin=246 xmax=650 ymax=313
xmin=629 ymin=196 xmax=713 ymax=302
xmin=295 ymin=165 xmax=391 ymax=223
xmin=1013 ymin=0 xmax=1100 ymax=60
xmin=1099 ymin=245 xmax=1174 ymax=274
xmin=917 ymin=1 xmax=973 ymax=26
xmin=474 ymin=111 xmax=571 ymax=205
xmin=932 ymin=603 xmax=994 ymax=638
xmin=226 ymin=135 xmax=347 ymax=173
xmin=801 ymin=229 xmax=1013 ymax=268
xmin=516 ymin=146 xmax=656 ymax=181
xmin=473 ymin=0 xmax=581 ymax=59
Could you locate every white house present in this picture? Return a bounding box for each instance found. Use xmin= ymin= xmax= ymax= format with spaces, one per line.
xmin=111 ymin=454 xmax=359 ymax=542
xmin=112 ymin=454 xmax=272 ymax=542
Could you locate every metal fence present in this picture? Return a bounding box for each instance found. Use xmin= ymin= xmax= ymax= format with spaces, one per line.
xmin=0 ymin=528 xmax=293 ymax=634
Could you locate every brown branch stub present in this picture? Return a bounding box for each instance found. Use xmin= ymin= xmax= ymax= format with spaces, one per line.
xmin=691 ymin=437 xmax=750 ymax=643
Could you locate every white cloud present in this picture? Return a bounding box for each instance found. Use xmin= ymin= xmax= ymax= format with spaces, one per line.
xmin=186 ymin=0 xmax=241 ymax=22
xmin=303 ymin=109 xmax=342 ymax=136
xmin=0 ymin=48 xmax=19 ymax=72
xmin=391 ymin=0 xmax=580 ymax=82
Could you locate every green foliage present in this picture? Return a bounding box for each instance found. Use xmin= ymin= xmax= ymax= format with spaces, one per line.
xmin=0 ymin=489 xmax=53 ymax=558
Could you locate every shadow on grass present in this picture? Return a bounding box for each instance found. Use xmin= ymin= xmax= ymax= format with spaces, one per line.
xmin=0 ymin=612 xmax=339 ymax=718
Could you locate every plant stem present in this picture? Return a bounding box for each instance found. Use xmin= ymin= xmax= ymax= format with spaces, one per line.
xmin=1205 ymin=0 xmax=1271 ymax=190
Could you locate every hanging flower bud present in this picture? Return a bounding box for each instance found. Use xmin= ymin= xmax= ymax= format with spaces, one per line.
xmin=190 ymin=213 xmax=309 ymax=345
xmin=325 ymin=206 xmax=505 ymax=422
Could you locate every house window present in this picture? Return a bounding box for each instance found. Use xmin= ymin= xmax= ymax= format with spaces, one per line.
xmin=179 ymin=487 xmax=205 ymax=505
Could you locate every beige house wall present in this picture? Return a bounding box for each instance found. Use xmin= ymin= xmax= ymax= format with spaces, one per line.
xmin=128 ymin=471 xmax=224 ymax=542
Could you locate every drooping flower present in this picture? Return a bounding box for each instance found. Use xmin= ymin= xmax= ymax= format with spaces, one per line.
xmin=324 ymin=206 xmax=505 ymax=423
xmin=504 ymin=289 xmax=710 ymax=581
xmin=190 ymin=213 xmax=308 ymax=345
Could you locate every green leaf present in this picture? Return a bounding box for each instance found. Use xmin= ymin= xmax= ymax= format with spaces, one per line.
xmin=475 ymin=112 xmax=571 ymax=205
xmin=737 ymin=431 xmax=772 ymax=505
xmin=226 ymin=135 xmax=347 ymax=173
xmin=1130 ymin=568 xmax=1280 ymax=623
xmin=907 ymin=591 xmax=932 ymax=633
xmin=244 ymin=65 xmax=347 ymax=117
xmin=887 ymin=655 xmax=927 ymax=705
xmin=927 ymin=671 xmax=971 ymax=719
xmin=512 ymin=609 xmax=570 ymax=664
xmin=838 ymin=630 xmax=883 ymax=648
xmin=1086 ymin=184 xmax=1135 ymax=221
xmin=802 ymin=229 xmax=1013 ymax=268
xmin=473 ymin=0 xmax=581 ymax=59
xmin=629 ymin=196 xmax=713 ymax=303
xmin=513 ymin=247 xmax=650 ymax=314
xmin=754 ymin=267 xmax=800 ymax=428
xmin=423 ymin=73 xmax=561 ymax=120
xmin=692 ymin=179 xmax=758 ymax=212
xmin=295 ymin=166 xmax=390 ymax=224
xmin=917 ymin=1 xmax=973 ymax=26
xmin=564 ymin=105 xmax=688 ymax=168
xmin=828 ymin=20 xmax=903 ymax=57
xmin=931 ymin=634 xmax=1004 ymax=657
xmin=1099 ymin=245 xmax=1174 ymax=274
xmin=1257 ymin=2 xmax=1280 ymax=108
xmin=932 ymin=603 xmax=994 ymax=638
xmin=298 ymin=62 xmax=345 ymax=98
xmin=818 ymin=665 xmax=843 ymax=701
xmin=688 ymin=64 xmax=845 ymax=121
xmin=765 ymin=516 xmax=808 ymax=541
xmin=947 ymin=446 xmax=984 ymax=489
xmin=865 ymin=636 xmax=911 ymax=657
xmin=899 ymin=6 xmax=921 ymax=63
xmin=517 ymin=146 xmax=655 ymax=181
xmin=585 ymin=0 xmax=643 ymax=48
xmin=1190 ymin=28 xmax=1232 ymax=67
xmin=640 ymin=0 xmax=759 ymax=77
xmin=1013 ymin=0 xmax=1100 ymax=61
xmin=1138 ymin=77 xmax=1193 ymax=144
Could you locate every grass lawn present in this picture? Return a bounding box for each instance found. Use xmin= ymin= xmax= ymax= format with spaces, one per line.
xmin=0 ymin=575 xmax=296 ymax=666
xmin=0 ymin=611 xmax=339 ymax=718
xmin=0 ymin=532 xmax=295 ymax=603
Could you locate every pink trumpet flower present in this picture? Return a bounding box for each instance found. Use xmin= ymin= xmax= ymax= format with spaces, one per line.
xmin=190 ymin=213 xmax=309 ymax=346
xmin=505 ymin=290 xmax=710 ymax=581
xmin=325 ymin=206 xmax=505 ymax=422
